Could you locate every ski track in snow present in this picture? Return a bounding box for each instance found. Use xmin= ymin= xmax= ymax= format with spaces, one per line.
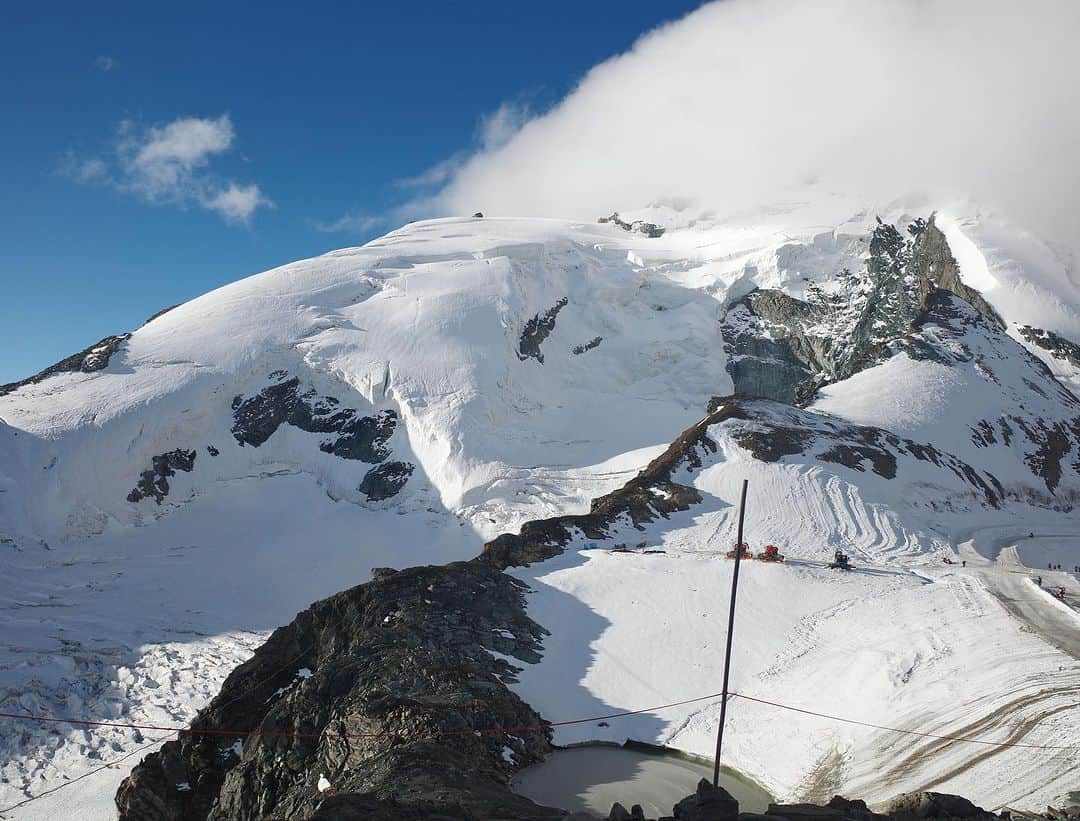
xmin=2 ymin=207 xmax=1080 ymax=815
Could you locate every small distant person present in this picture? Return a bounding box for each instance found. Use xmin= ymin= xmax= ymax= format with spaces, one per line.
xmin=962 ymin=560 xmax=966 ymax=567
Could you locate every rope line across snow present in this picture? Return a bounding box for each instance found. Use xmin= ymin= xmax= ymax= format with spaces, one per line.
xmin=1 ymin=687 xmax=1076 ymax=750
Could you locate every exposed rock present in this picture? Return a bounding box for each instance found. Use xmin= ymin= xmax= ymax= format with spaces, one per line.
xmin=1018 ymin=325 xmax=1080 ymax=369
xmin=599 ymin=212 xmax=666 ymax=238
xmin=673 ymin=778 xmax=739 ymax=821
xmin=599 ymin=790 xmax=1008 ymax=821
xmin=127 ymin=449 xmax=197 ymax=504
xmin=231 ymin=374 xmax=397 ymax=463
xmin=143 ymin=304 xmax=181 ymax=326
xmin=721 ymin=215 xmax=1005 ymax=406
xmin=906 ymin=222 xmax=1005 ymax=331
xmin=0 ymin=333 xmax=130 ymax=396
xmin=572 ymin=336 xmax=603 ymax=355
xmin=883 ymin=791 xmax=994 ymax=820
xmin=518 ymin=299 xmax=568 ymax=364
xmin=358 ymin=460 xmax=415 ymax=501
xmin=116 ymin=562 xmax=556 ymax=820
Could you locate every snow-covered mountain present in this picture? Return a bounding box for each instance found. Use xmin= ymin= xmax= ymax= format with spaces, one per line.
xmin=3 ymin=203 xmax=1080 ymax=816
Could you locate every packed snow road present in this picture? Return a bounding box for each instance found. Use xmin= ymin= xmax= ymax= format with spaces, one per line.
xmin=959 ymin=540 xmax=1080 ymax=662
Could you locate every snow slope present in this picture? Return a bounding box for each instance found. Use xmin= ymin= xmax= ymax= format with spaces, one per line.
xmin=508 ymin=402 xmax=1080 ymax=810
xmin=2 ymin=205 xmax=1080 ymax=815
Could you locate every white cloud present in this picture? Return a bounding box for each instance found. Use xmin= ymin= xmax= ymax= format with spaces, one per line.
xmin=59 ymin=153 xmax=108 ymax=183
xmin=311 ymin=213 xmax=384 ymax=234
xmin=417 ymin=0 xmax=1080 ymax=253
xmin=394 ymin=101 xmax=530 ymax=192
xmin=95 ymin=56 xmax=115 ymax=72
xmin=395 ymin=153 xmax=469 ymax=190
xmin=124 ymin=115 xmax=234 ymax=196
xmin=205 ymin=183 xmax=272 ymax=224
xmin=63 ymin=114 xmax=271 ymax=224
xmin=476 ymin=101 xmax=529 ymax=152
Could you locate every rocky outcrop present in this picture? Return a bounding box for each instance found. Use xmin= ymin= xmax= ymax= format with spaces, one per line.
xmin=572 ymin=336 xmax=603 ymax=355
xmin=358 ymin=461 xmax=415 ymax=501
xmin=598 ymin=212 xmax=666 ymax=238
xmin=1018 ymin=325 xmax=1080 ymax=369
xmin=116 ymin=562 xmax=557 ymax=820
xmin=721 ymin=215 xmax=1004 ymax=405
xmin=0 ymin=333 xmax=130 ymax=397
xmin=231 ymin=373 xmax=397 ymax=463
xmin=127 ymin=449 xmax=197 ymax=504
xmin=600 ymin=782 xmax=1011 ymax=821
xmin=518 ymin=299 xmax=568 ymax=364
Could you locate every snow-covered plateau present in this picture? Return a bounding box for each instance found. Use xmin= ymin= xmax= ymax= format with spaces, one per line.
xmin=2 ymin=201 xmax=1080 ymax=817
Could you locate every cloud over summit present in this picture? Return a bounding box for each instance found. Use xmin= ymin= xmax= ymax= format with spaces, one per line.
xmin=423 ymin=0 xmax=1079 ymax=249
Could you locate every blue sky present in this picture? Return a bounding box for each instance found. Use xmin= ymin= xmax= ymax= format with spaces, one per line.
xmin=1 ymin=1 xmax=702 ymax=384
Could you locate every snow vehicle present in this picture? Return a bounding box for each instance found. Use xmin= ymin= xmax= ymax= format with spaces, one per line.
xmin=610 ymin=543 xmax=631 ymax=553
xmin=943 ymin=556 xmax=955 ymax=565
xmin=756 ymin=544 xmax=786 ymax=563
xmin=1051 ymin=586 xmax=1067 ymax=600
xmin=725 ymin=542 xmax=753 ymax=560
xmin=829 ymin=549 xmax=853 ymax=571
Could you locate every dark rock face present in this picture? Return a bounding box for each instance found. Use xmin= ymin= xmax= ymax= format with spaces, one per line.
xmin=672 ymin=778 xmax=739 ymax=820
xmin=127 ymin=449 xmax=197 ymax=504
xmin=143 ymin=304 xmax=181 ymax=326
xmin=231 ymin=374 xmax=396 ymax=464
xmin=598 ymin=786 xmax=1007 ymax=821
xmin=882 ymin=791 xmax=997 ymax=820
xmin=518 ymin=299 xmax=568 ymax=364
xmin=1018 ymin=325 xmax=1080 ymax=369
xmin=0 ymin=333 xmax=130 ymax=396
xmin=358 ymin=460 xmax=415 ymax=501
xmin=116 ymin=563 xmax=557 ymax=820
xmin=721 ymin=215 xmax=1004 ymax=406
xmin=727 ymin=399 xmax=1002 ymax=506
xmin=598 ymin=212 xmax=666 ymax=238
xmin=572 ymin=336 xmax=603 ymax=355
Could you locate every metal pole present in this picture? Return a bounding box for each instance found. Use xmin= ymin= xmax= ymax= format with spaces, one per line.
xmin=713 ymin=478 xmax=748 ymax=787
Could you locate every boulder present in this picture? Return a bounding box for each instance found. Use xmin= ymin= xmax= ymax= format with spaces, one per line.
xmin=884 ymin=792 xmax=989 ymax=820
xmin=673 ymin=778 xmax=740 ymax=821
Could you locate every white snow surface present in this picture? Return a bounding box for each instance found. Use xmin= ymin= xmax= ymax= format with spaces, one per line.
xmin=2 ymin=205 xmax=1080 ymax=816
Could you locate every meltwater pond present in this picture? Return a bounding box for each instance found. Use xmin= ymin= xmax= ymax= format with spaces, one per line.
xmin=512 ymin=745 xmax=772 ymax=818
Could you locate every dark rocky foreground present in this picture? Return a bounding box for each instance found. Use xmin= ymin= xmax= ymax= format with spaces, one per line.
xmin=116 ymin=562 xmax=558 ymax=820
xmin=603 ymin=779 xmax=1022 ymax=821
xmin=115 ymin=557 xmax=1026 ymax=820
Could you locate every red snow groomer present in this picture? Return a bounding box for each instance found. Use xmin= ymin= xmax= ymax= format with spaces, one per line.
xmin=725 ymin=542 xmax=753 ymax=560
xmin=756 ymin=544 xmax=786 ymax=563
